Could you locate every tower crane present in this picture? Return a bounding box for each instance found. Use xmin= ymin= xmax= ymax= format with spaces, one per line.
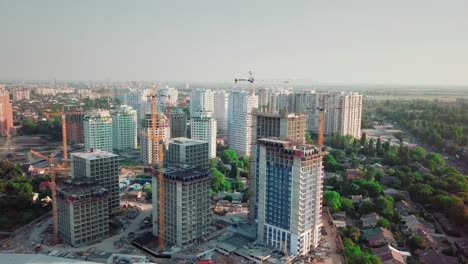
xmin=142 ymin=87 xmax=166 ymax=251
xmin=30 ymin=149 xmax=69 ymax=245
xmin=43 ymin=106 xmax=86 ymax=164
xmin=317 ymin=98 xmax=325 ymax=146
xmin=234 ymin=70 xmax=255 ymax=95
xmin=281 ymin=240 xmax=292 ymax=264
xmin=4 ymin=129 xmax=11 ymax=157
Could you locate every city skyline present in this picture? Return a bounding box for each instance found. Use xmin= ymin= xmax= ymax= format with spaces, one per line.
xmin=1 ymin=1 xmax=468 ymax=86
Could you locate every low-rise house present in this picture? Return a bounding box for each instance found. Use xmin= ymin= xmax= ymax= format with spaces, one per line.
xmin=383 ymin=188 xmax=410 ymax=200
xmin=346 ymin=168 xmax=365 ymax=180
xmin=363 ymin=227 xmax=396 ymax=247
xmin=351 ymin=195 xmax=363 ymax=204
xmin=371 ymin=244 xmax=411 ymax=264
xmin=401 ymin=215 xmax=434 ymax=235
xmin=332 ymin=211 xmax=347 ymax=221
xmin=361 ymin=212 xmax=381 ymax=229
xmin=21 ymin=164 xmax=35 ymax=175
xmin=418 ymin=249 xmax=459 ymax=264
xmin=412 ymin=161 xmax=431 ymax=174
xmin=380 ymin=175 xmax=401 ymax=186
xmin=394 ymin=200 xmax=417 ymax=216
xmin=455 ymin=240 xmax=468 ymax=258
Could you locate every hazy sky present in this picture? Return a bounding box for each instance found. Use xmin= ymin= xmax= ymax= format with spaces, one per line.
xmin=1 ymin=1 xmax=467 ymax=85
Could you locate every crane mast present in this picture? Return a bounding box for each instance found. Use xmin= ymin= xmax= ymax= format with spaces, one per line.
xmin=143 ymin=87 xmax=166 ymax=251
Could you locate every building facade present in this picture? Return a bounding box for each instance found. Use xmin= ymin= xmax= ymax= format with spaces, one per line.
xmin=111 ymin=105 xmax=138 ymax=150
xmin=11 ymin=89 xmax=30 ymax=101
xmin=164 ymin=137 xmax=209 ymax=169
xmin=250 ymin=109 xmax=307 ymax=223
xmin=213 ymin=91 xmax=228 ymax=135
xmin=0 ymin=90 xmax=14 ymax=136
xmin=227 ymin=91 xmax=258 ymax=156
xmin=256 ymin=138 xmax=326 ymax=255
xmin=190 ymin=110 xmax=217 ymax=159
xmin=190 ymin=89 xmax=214 ymax=114
xmin=57 ymin=179 xmax=109 ymax=247
xmin=140 ymin=113 xmax=170 ymax=164
xmin=169 ymin=107 xmax=187 ymax=138
xmin=83 ymin=110 xmax=113 ymax=152
xmin=152 ymin=168 xmax=211 ymax=248
xmin=157 ymin=86 xmax=178 ymax=112
xmin=71 ymin=150 xmax=120 ymax=217
xmin=65 ymin=111 xmax=86 ymax=143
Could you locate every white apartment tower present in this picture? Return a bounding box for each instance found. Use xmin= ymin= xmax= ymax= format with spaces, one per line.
xmin=157 ymin=86 xmax=178 ymax=112
xmin=126 ymin=89 xmax=151 ymax=140
xmin=213 ymin=91 xmax=228 ymax=135
xmin=256 ymin=138 xmax=326 ymax=255
xmin=111 ymin=105 xmax=138 ymax=150
xmin=191 ymin=111 xmax=217 ymax=159
xmin=141 ymin=113 xmax=170 ymax=164
xmin=190 ymin=89 xmax=214 ymax=114
xmin=227 ymin=91 xmax=258 ymax=156
xmin=83 ymin=110 xmax=113 ymax=152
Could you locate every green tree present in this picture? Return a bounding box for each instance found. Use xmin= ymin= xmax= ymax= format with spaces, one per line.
xmin=410 ymin=147 xmax=426 ymax=162
xmin=324 ymin=191 xmax=341 ymax=212
xmin=408 ymin=235 xmax=427 ymax=250
xmin=359 ymin=201 xmax=376 ymax=215
xmin=375 ymin=196 xmax=394 ymax=219
xmin=340 ymin=197 xmax=354 ymax=213
xmin=360 ymin=132 xmax=367 ymax=146
xmin=224 ymin=195 xmax=233 ymax=202
xmin=230 ymin=162 xmax=239 ymax=178
xmin=231 ymin=181 xmax=245 ymax=192
xmin=377 ymin=218 xmax=391 ymax=228
xmin=220 ymin=149 xmax=239 ymax=164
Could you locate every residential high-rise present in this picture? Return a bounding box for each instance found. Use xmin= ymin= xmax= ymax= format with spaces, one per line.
xmin=83 ymin=110 xmax=113 ymax=152
xmin=164 ymin=137 xmax=209 ymax=169
xmin=152 ymin=167 xmax=211 ymax=248
xmin=140 ymin=113 xmax=170 ymax=164
xmin=169 ymin=107 xmax=187 ymax=138
xmin=0 ymin=90 xmax=14 ymax=136
xmin=250 ymin=109 xmax=307 ymax=223
xmin=190 ymin=89 xmax=214 ymax=114
xmin=257 ymin=90 xmax=363 ymax=138
xmin=11 ymin=89 xmax=30 ymax=101
xmin=111 ymin=105 xmax=138 ymax=150
xmin=157 ymin=86 xmax=178 ymax=112
xmin=213 ymin=91 xmax=228 ymax=135
xmin=66 ymin=112 xmax=86 ymax=143
xmin=191 ymin=111 xmax=217 ymax=159
xmin=71 ymin=150 xmax=120 ymax=217
xmin=57 ymin=179 xmax=109 ymax=247
xmin=126 ymin=88 xmax=151 ymax=140
xmin=227 ymin=91 xmax=258 ymax=156
xmin=256 ymin=138 xmax=326 ymax=255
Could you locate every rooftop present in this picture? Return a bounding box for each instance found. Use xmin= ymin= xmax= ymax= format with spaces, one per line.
xmin=170 ymin=137 xmax=207 ymax=146
xmin=0 ymin=254 xmax=100 ymax=264
xmin=57 ymin=179 xmax=108 ymax=197
xmin=71 ymin=149 xmax=118 ymax=160
xmin=162 ymin=167 xmax=211 ymax=182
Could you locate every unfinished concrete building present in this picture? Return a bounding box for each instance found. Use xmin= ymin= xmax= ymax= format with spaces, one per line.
xmin=57 ymin=179 xmax=109 ymax=247
xmin=250 ymin=108 xmax=307 ymax=223
xmin=152 ymin=167 xmax=211 ymax=247
xmin=169 ymin=107 xmax=188 ymax=138
xmin=164 ymin=137 xmax=209 ymax=169
xmin=71 ymin=150 xmax=120 ymax=217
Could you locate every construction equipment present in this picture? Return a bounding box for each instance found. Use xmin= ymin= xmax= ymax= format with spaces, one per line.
xmin=142 ymin=87 xmax=166 ymax=251
xmin=234 ymin=70 xmax=255 ymax=95
xmin=30 ymin=149 xmax=69 ymax=245
xmin=281 ymin=240 xmax=292 ymax=264
xmin=43 ymin=106 xmax=85 ymax=163
xmin=317 ymin=98 xmax=325 ymax=146
xmin=4 ymin=129 xmax=11 ymax=157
